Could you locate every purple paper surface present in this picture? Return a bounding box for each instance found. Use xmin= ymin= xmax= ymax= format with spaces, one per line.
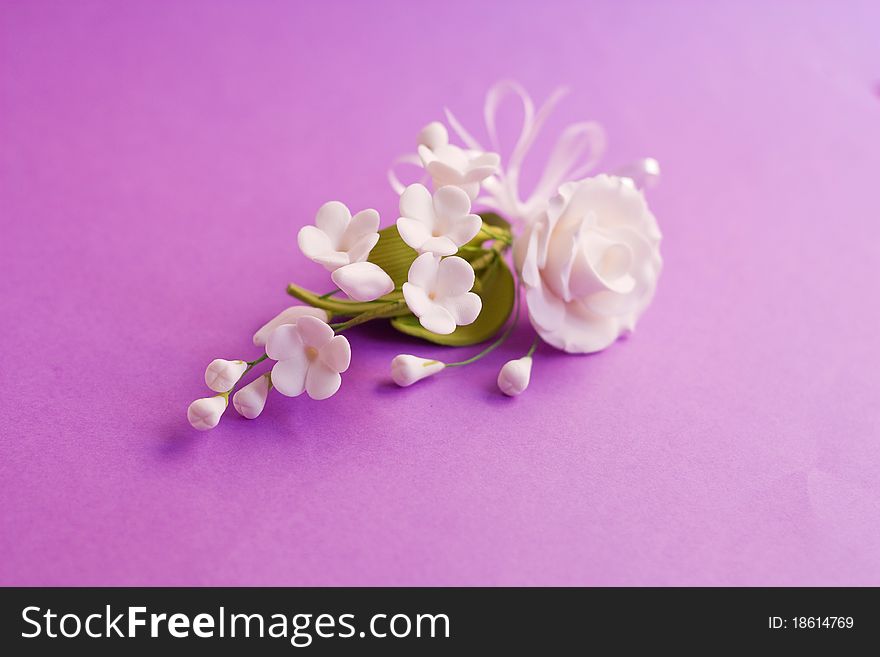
xmin=1 ymin=0 xmax=879 ymax=586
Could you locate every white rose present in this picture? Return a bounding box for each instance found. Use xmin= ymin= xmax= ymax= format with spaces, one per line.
xmin=514 ymin=174 xmax=662 ymax=354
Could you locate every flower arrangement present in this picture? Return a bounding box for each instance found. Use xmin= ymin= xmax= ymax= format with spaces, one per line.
xmin=187 ymin=82 xmax=662 ymax=430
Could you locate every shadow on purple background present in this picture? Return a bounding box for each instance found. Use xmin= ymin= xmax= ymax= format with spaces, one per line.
xmin=1 ymin=0 xmax=878 ymax=585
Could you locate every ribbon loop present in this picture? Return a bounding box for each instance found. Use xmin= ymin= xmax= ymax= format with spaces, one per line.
xmin=389 ymin=82 xmax=657 ymax=226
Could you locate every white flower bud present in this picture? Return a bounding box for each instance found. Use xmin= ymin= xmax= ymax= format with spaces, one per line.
xmin=232 ymin=374 xmax=271 ymax=420
xmin=417 ymin=121 xmax=448 ymax=150
xmin=204 ymin=358 xmax=248 ymax=392
xmin=331 ymin=261 xmax=395 ymax=302
xmin=390 ymin=354 xmax=445 ymax=387
xmin=187 ymin=395 xmax=227 ymax=431
xmin=497 ymin=356 xmax=532 ymax=396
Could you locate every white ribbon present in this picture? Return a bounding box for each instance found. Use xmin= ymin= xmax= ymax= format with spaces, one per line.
xmin=389 ymin=81 xmax=659 ymax=224
xmin=447 ymin=81 xmax=607 ymax=225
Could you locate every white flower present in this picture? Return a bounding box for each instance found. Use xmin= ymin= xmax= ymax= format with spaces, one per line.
xmin=390 ymin=354 xmax=445 ymax=386
xmin=253 ymin=306 xmax=330 ymax=347
xmin=402 ymin=253 xmax=481 ymax=335
xmin=266 ymin=315 xmax=351 ymax=400
xmin=514 ymin=174 xmax=662 ymax=353
xmin=417 ymin=122 xmax=500 ymax=199
xmin=232 ymin=373 xmax=271 ymax=419
xmin=298 ymin=201 xmax=380 ymax=271
xmin=187 ymin=395 xmax=227 ymax=431
xmin=396 ymin=184 xmax=481 ymax=256
xmin=331 ymin=261 xmax=394 ymax=302
xmin=204 ymin=359 xmax=248 ymax=393
xmin=497 ymin=357 xmax=532 ymax=396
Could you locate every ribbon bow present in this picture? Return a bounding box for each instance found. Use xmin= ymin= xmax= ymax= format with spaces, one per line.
xmin=390 ymin=81 xmax=660 ymax=226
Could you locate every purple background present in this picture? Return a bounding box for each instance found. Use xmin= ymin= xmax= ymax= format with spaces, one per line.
xmin=2 ymin=0 xmax=879 ymax=586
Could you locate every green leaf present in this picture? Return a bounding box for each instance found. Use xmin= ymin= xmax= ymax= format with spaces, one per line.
xmin=367 ymin=225 xmax=418 ymax=288
xmin=390 ymin=254 xmax=515 ymax=346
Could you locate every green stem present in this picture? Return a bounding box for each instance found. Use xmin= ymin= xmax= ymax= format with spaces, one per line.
xmin=468 ymin=248 xmax=500 ymax=272
xmin=525 ymin=336 xmax=539 ymax=358
xmin=240 ymin=353 xmax=268 ymax=382
xmin=319 ymin=287 xmax=340 ymax=299
xmin=225 ymin=354 xmax=270 ymax=398
xmin=479 ymin=224 xmax=513 ymax=245
xmin=330 ymin=300 xmax=408 ymax=332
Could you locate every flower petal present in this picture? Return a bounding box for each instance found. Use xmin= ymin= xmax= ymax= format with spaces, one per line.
xmin=541 ymin=301 xmax=621 ymax=354
xmin=417 ymin=143 xmax=438 ymax=167
xmin=345 ymin=232 xmax=380 ymax=264
xmin=417 ymin=121 xmax=448 ymax=150
xmin=320 ymin=334 xmax=351 ymax=373
xmin=418 ymin=236 xmax=458 ymax=256
xmin=313 ymin=251 xmax=351 ymax=271
xmin=296 ymin=314 xmax=335 ymax=348
xmin=298 ymin=225 xmax=333 ymax=260
xmin=331 ymin=261 xmax=394 ymax=302
xmin=406 ymin=252 xmax=439 ymax=289
xmin=305 ymin=362 xmax=342 ymax=400
xmin=271 ymin=356 xmax=308 ymax=397
xmin=430 ymin=144 xmax=468 ymax=172
xmin=266 ymin=323 xmax=304 ymax=360
xmin=464 ymin=164 xmax=499 ymax=184
xmin=418 ymin=305 xmax=457 ymax=335
xmin=436 ymin=255 xmax=475 ymax=297
xmin=433 ymin=185 xmax=471 ymax=223
xmin=440 ymin=292 xmax=481 ymax=326
xmin=399 ymin=183 xmax=434 ymax=223
xmin=345 ymin=209 xmax=380 ymax=241
xmin=525 ymin=283 xmax=565 ymax=332
xmin=402 ymin=281 xmax=433 ymax=316
xmin=396 ymin=217 xmax=431 ymax=251
xmin=314 ymin=201 xmax=351 ymax=244
xmin=253 ymin=306 xmax=329 ymax=347
xmin=427 ymin=163 xmax=465 ymax=187
xmin=445 ymin=213 xmax=482 ymax=247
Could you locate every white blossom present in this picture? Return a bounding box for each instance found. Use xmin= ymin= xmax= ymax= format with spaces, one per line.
xmin=396 ymin=184 xmax=481 ymax=256
xmin=253 ymin=306 xmax=330 ymax=347
xmin=402 ymin=253 xmax=481 ymax=335
xmin=416 ymin=121 xmax=499 ymax=199
xmin=266 ymin=316 xmax=351 ymax=400
xmin=515 ymin=175 xmax=662 ymax=353
xmin=298 ymin=201 xmax=380 ymax=271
